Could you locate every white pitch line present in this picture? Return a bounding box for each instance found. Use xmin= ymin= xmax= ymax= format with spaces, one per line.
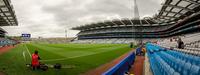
xmin=24 ymin=44 xmax=31 ymax=58
xmin=22 ymin=51 xmax=26 ymax=62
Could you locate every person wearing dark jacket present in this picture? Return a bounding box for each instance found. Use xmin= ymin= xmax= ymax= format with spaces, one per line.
xmin=130 ymin=42 xmax=133 ymax=48
xmin=177 ymin=38 xmax=184 ymax=49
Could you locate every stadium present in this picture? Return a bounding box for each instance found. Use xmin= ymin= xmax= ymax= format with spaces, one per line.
xmin=0 ymin=0 xmax=200 ymax=75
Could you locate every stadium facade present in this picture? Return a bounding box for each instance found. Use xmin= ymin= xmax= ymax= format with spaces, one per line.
xmin=72 ymin=0 xmax=200 ymax=44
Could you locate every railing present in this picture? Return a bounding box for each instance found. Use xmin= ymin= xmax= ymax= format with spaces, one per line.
xmin=102 ymin=51 xmax=135 ymax=75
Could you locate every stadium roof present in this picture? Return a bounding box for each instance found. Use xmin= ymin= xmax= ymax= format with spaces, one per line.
xmin=0 ymin=0 xmax=18 ymax=26
xmin=72 ymin=0 xmax=200 ymax=31
xmin=154 ymin=0 xmax=200 ymax=23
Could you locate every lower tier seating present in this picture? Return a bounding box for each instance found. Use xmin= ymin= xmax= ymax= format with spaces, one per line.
xmin=146 ymin=43 xmax=200 ymax=75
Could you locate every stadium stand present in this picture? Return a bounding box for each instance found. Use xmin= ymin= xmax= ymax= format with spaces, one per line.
xmin=0 ymin=38 xmax=16 ymax=46
xmin=71 ymin=0 xmax=200 ymax=44
xmin=32 ymin=38 xmax=75 ymax=44
xmin=0 ymin=0 xmax=18 ymax=46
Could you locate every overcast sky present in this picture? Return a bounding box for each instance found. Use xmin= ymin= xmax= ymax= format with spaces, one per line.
xmin=2 ymin=0 xmax=164 ymax=38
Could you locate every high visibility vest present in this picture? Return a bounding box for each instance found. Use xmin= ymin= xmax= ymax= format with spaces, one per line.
xmin=32 ymin=54 xmax=39 ymax=66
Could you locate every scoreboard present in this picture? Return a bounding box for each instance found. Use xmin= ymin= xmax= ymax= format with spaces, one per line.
xmin=22 ymin=34 xmax=31 ymax=41
xmin=22 ymin=34 xmax=31 ymax=37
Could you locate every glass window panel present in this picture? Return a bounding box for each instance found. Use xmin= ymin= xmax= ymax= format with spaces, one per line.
xmin=1 ymin=7 xmax=8 ymax=12
xmin=162 ymin=12 xmax=167 ymax=16
xmin=180 ymin=10 xmax=187 ymax=14
xmin=171 ymin=18 xmax=175 ymax=20
xmin=188 ymin=4 xmax=198 ymax=9
xmin=166 ymin=7 xmax=172 ymax=11
xmin=164 ymin=17 xmax=170 ymax=19
xmin=5 ymin=13 xmax=11 ymax=16
xmin=8 ymin=17 xmax=13 ymax=19
xmin=3 ymin=17 xmax=6 ymax=19
xmin=178 ymin=1 xmax=190 ymax=7
xmin=0 ymin=13 xmax=3 ymax=16
xmin=9 ymin=20 xmax=14 ymax=21
xmin=175 ymin=14 xmax=181 ymax=17
xmin=5 ymin=19 xmax=8 ymax=22
xmin=171 ymin=8 xmax=181 ymax=12
xmin=168 ymin=13 xmax=175 ymax=16
xmin=170 ymin=0 xmax=179 ymax=5
xmin=164 ymin=20 xmax=169 ymax=22
xmin=0 ymin=0 xmax=5 ymax=6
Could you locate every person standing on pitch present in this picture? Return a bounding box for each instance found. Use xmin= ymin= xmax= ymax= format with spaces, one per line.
xmin=130 ymin=42 xmax=133 ymax=48
xmin=32 ymin=50 xmax=40 ymax=70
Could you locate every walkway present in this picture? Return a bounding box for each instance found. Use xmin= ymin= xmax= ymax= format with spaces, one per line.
xmin=129 ymin=56 xmax=145 ymax=75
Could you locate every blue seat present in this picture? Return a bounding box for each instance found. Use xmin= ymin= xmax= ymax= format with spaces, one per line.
xmin=174 ymin=59 xmax=181 ymax=71
xmin=167 ymin=68 xmax=175 ymax=75
xmin=173 ymin=72 xmax=180 ymax=75
xmin=177 ymin=61 xmax=185 ymax=73
xmin=189 ymin=65 xmax=200 ymax=75
xmin=182 ymin=62 xmax=192 ymax=75
xmin=193 ymin=56 xmax=200 ymax=65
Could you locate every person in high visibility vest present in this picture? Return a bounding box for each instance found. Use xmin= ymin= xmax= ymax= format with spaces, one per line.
xmin=32 ymin=50 xmax=40 ymax=70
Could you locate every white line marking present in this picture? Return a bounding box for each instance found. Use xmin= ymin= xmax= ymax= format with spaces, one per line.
xmin=22 ymin=51 xmax=26 ymax=62
xmin=24 ymin=44 xmax=31 ymax=58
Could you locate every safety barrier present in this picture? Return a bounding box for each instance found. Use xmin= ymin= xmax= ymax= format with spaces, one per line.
xmin=102 ymin=51 xmax=135 ymax=75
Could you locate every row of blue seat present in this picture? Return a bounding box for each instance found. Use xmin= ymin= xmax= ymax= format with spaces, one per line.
xmin=0 ymin=39 xmax=16 ymax=46
xmin=149 ymin=54 xmax=180 ymax=75
xmin=146 ymin=43 xmax=200 ymax=75
xmin=166 ymin=50 xmax=200 ymax=66
xmin=158 ymin=51 xmax=200 ymax=75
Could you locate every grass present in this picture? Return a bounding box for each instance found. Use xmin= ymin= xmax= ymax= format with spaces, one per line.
xmin=0 ymin=43 xmax=134 ymax=75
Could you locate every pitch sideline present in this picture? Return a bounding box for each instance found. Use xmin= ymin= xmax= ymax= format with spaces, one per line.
xmin=24 ymin=44 xmax=31 ymax=58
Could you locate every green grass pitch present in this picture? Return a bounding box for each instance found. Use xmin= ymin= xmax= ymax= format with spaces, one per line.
xmin=0 ymin=43 xmax=133 ymax=75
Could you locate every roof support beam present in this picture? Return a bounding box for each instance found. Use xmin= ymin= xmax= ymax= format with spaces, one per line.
xmin=160 ymin=16 xmax=177 ymax=19
xmin=162 ymin=4 xmax=195 ymax=12
xmin=160 ymin=10 xmax=187 ymax=16
xmin=129 ymin=18 xmax=134 ymax=26
xmin=181 ymin=0 xmax=200 ymax=5
xmin=144 ymin=19 xmax=151 ymax=25
xmin=157 ymin=17 xmax=171 ymax=23
xmin=103 ymin=21 xmax=111 ymax=27
xmin=110 ymin=20 xmax=119 ymax=26
xmin=153 ymin=17 xmax=165 ymax=23
xmin=139 ymin=19 xmax=143 ymax=26
xmin=119 ymin=19 xmax=126 ymax=25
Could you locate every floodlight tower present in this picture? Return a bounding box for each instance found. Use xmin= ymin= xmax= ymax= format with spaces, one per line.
xmin=133 ymin=0 xmax=143 ymax=46
xmin=65 ymin=29 xmax=67 ymax=38
xmin=133 ymin=0 xmax=140 ymax=20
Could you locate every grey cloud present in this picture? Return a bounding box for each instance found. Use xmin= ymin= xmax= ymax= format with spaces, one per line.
xmin=3 ymin=0 xmax=162 ymax=38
